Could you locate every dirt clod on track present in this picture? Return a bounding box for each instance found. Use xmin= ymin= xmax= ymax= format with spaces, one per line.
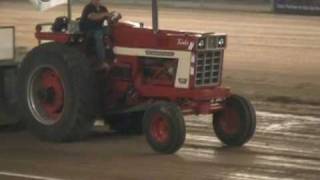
xmin=1 ymin=1 xmax=320 ymax=180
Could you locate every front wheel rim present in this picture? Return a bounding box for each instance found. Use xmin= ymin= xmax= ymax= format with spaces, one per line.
xmin=27 ymin=65 xmax=65 ymax=125
xmin=218 ymin=104 xmax=241 ymax=136
xmin=150 ymin=113 xmax=170 ymax=144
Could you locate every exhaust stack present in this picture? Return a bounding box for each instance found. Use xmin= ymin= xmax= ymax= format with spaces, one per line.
xmin=67 ymin=0 xmax=72 ymax=19
xmin=152 ymin=0 xmax=159 ymax=33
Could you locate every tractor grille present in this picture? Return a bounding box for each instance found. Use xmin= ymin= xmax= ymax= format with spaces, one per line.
xmin=195 ymin=50 xmax=223 ymax=87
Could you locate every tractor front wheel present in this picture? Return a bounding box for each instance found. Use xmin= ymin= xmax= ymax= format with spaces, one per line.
xmin=143 ymin=102 xmax=186 ymax=154
xmin=213 ymin=95 xmax=256 ymax=146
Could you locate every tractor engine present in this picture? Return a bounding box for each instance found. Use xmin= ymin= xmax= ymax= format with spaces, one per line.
xmin=141 ymin=57 xmax=177 ymax=86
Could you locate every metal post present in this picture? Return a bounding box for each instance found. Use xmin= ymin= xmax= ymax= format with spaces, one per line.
xmin=67 ymin=0 xmax=72 ymax=20
xmin=152 ymin=0 xmax=159 ymax=33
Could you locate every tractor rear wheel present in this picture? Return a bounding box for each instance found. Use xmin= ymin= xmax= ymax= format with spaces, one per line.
xmin=143 ymin=102 xmax=186 ymax=154
xmin=213 ymin=95 xmax=256 ymax=146
xmin=18 ymin=42 xmax=97 ymax=142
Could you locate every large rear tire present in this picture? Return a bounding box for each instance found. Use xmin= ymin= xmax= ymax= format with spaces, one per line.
xmin=143 ymin=102 xmax=186 ymax=154
xmin=213 ymin=95 xmax=256 ymax=146
xmin=18 ymin=42 xmax=97 ymax=142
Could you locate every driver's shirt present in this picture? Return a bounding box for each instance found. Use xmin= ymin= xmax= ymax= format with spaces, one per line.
xmin=80 ymin=3 xmax=108 ymax=32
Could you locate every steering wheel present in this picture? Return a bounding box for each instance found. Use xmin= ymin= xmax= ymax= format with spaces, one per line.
xmin=109 ymin=11 xmax=122 ymax=24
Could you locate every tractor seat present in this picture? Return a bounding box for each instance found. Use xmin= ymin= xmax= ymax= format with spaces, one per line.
xmin=51 ymin=16 xmax=81 ymax=34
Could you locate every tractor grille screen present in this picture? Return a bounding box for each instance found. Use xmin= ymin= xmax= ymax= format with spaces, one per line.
xmin=195 ymin=50 xmax=222 ymax=87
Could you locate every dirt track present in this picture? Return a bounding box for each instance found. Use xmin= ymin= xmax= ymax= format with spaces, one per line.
xmin=1 ymin=112 xmax=320 ymax=180
xmin=1 ymin=1 xmax=320 ymax=180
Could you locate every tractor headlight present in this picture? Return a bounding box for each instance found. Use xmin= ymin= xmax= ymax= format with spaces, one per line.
xmin=207 ymin=36 xmax=227 ymax=49
xmin=218 ymin=38 xmax=225 ymax=47
xmin=197 ymin=38 xmax=206 ymax=49
xmin=217 ymin=36 xmax=226 ymax=48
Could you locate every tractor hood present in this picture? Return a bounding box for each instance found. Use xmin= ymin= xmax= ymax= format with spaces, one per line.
xmin=112 ymin=21 xmax=226 ymax=52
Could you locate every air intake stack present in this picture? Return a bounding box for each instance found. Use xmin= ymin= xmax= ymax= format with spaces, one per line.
xmin=152 ymin=0 xmax=159 ymax=33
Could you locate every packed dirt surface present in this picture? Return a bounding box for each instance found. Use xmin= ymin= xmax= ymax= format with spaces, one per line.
xmin=1 ymin=1 xmax=320 ymax=179
xmin=0 ymin=112 xmax=320 ymax=180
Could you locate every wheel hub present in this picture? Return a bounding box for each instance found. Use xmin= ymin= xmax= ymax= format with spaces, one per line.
xmin=150 ymin=113 xmax=170 ymax=143
xmin=38 ymin=87 xmax=55 ymax=103
xmin=27 ymin=66 xmax=65 ymax=125
xmin=220 ymin=104 xmax=241 ymax=135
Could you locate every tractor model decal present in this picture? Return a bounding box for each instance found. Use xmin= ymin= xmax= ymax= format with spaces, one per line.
xmin=145 ymin=50 xmax=175 ymax=57
xmin=177 ymin=38 xmax=190 ymax=46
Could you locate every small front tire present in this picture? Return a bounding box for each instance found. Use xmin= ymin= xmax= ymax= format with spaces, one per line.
xmin=143 ymin=102 xmax=186 ymax=154
xmin=213 ymin=95 xmax=256 ymax=146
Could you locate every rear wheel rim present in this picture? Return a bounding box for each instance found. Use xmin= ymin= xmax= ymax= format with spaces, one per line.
xmin=218 ymin=103 xmax=241 ymax=136
xmin=27 ymin=66 xmax=65 ymax=125
xmin=150 ymin=113 xmax=170 ymax=144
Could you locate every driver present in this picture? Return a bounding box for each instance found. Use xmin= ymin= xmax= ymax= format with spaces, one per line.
xmin=80 ymin=0 xmax=111 ymax=69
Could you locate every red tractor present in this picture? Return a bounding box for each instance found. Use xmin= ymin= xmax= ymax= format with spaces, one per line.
xmin=18 ymin=0 xmax=256 ymax=154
